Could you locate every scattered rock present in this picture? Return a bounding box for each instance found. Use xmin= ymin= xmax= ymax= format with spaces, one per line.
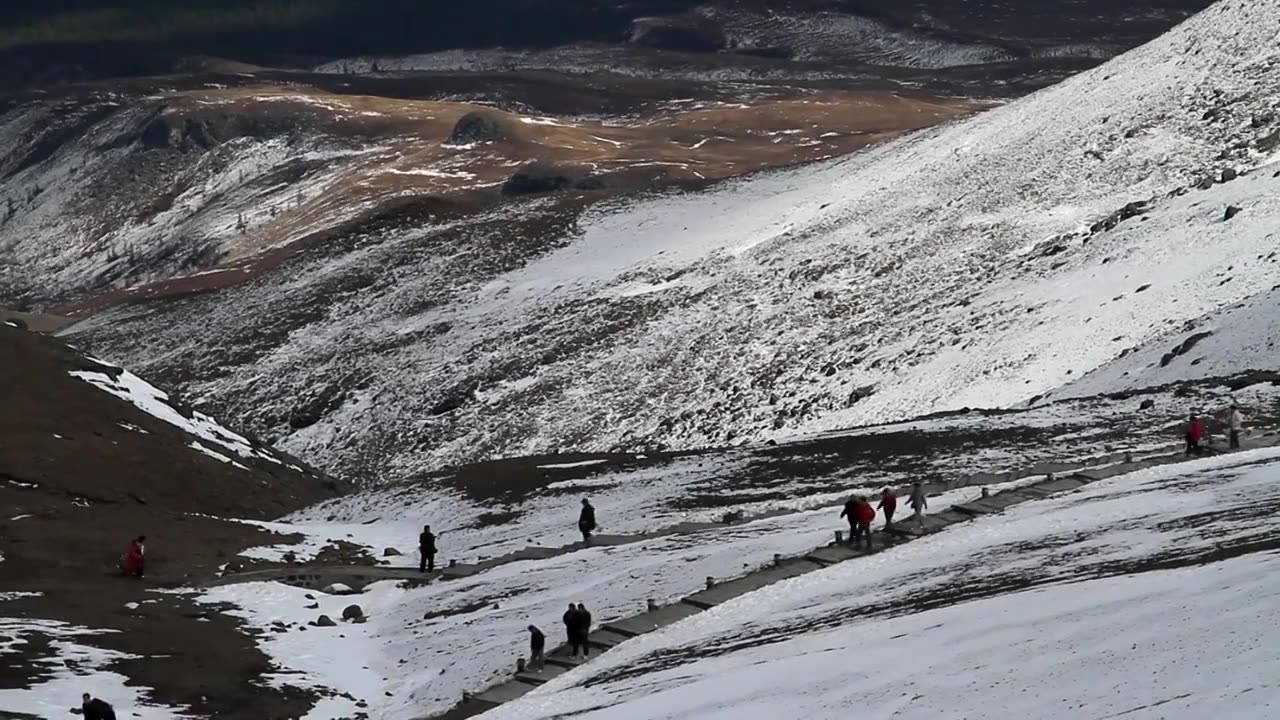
xmin=1224 ymin=205 xmax=1243 ymax=221
xmin=305 ymin=602 xmax=319 ymax=610
xmin=1134 ymin=283 xmax=1152 ymax=293
xmin=352 ymin=616 xmax=368 ymax=624
xmin=1221 ymin=168 xmax=1239 ymax=182
xmin=1139 ymin=399 xmax=1156 ymax=410
xmin=382 ymin=547 xmax=402 ymax=557
xmin=315 ymin=615 xmax=337 ymax=627
xmin=305 ymin=593 xmax=315 ymax=600
xmin=322 ymin=583 xmax=355 ymax=595
xmin=1160 ymin=331 xmax=1213 ymax=367
xmin=342 ymin=604 xmax=364 ymax=621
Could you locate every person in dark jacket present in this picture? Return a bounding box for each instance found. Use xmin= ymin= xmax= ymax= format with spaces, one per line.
xmin=563 ymin=603 xmax=583 ymax=657
xmin=527 ymin=625 xmax=546 ymax=670
xmin=575 ymin=603 xmax=592 ymax=658
xmin=419 ymin=525 xmax=436 ymax=573
xmin=839 ymin=496 xmax=858 ymax=543
xmin=853 ymin=497 xmax=876 ymax=549
xmin=578 ymin=499 xmax=597 ymax=543
xmin=1185 ymin=414 xmax=1205 ymax=456
xmin=878 ymin=488 xmax=897 ymax=530
xmin=82 ymin=693 xmax=116 ymax=720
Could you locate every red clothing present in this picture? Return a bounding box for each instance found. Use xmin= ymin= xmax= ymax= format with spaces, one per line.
xmin=879 ymin=493 xmax=897 ymax=512
xmin=121 ymin=541 xmax=144 ymax=577
xmin=1188 ymin=420 xmax=1204 ymax=442
xmin=853 ymin=501 xmax=876 ymax=526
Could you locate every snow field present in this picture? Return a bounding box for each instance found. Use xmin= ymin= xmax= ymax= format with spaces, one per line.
xmin=487 ymin=446 xmax=1280 ymax=719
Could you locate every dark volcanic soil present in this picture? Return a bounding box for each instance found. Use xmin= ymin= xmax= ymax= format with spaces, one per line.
xmin=0 ymin=324 xmax=345 ymax=718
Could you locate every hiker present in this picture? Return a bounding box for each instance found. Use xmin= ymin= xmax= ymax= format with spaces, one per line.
xmin=418 ymin=525 xmax=437 ymax=573
xmin=839 ymin=496 xmax=858 ymax=543
xmin=563 ymin=603 xmax=583 ymax=657
xmin=909 ymin=482 xmax=928 ymax=532
xmin=853 ymin=497 xmax=876 ymax=549
xmin=82 ymin=693 xmax=116 ymax=720
xmin=1226 ymin=404 xmax=1245 ymax=449
xmin=120 ymin=536 xmax=145 ymax=578
xmin=1185 ymin=413 xmax=1205 ymax=456
xmin=575 ymin=603 xmax=593 ymax=658
xmin=878 ymin=488 xmax=897 ymax=530
xmin=527 ymin=625 xmax=546 ymax=670
xmin=578 ymin=498 xmax=597 ymax=543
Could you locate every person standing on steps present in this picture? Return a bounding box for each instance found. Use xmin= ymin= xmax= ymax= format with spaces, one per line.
xmin=563 ymin=603 xmax=583 ymax=657
xmin=839 ymin=495 xmax=858 ymax=544
xmin=1185 ymin=413 xmax=1206 ymax=456
xmin=418 ymin=525 xmax=437 ymax=573
xmin=853 ymin=497 xmax=876 ymax=549
xmin=878 ymin=488 xmax=897 ymax=530
xmin=82 ymin=693 xmax=116 ymax=720
xmin=527 ymin=625 xmax=546 ymax=670
xmin=576 ymin=603 xmax=593 ymax=658
xmin=578 ymin=498 xmax=597 ymax=543
xmin=910 ymin=482 xmax=928 ymax=532
xmin=1225 ymin=404 xmax=1246 ymax=449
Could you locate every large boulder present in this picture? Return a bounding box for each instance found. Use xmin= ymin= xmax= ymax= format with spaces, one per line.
xmin=448 ymin=111 xmax=513 ymax=145
xmin=342 ymin=604 xmax=364 ymax=621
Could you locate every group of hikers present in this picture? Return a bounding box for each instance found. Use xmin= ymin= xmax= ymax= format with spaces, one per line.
xmin=1185 ymin=404 xmax=1247 ymax=455
xmin=525 ymin=603 xmax=593 ymax=670
xmin=839 ymin=482 xmax=928 ymax=549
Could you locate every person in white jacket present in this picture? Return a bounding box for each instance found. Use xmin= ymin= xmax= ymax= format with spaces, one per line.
xmin=1226 ymin=404 xmax=1246 ymax=449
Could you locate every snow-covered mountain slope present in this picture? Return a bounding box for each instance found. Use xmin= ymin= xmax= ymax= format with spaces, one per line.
xmin=66 ymin=0 xmax=1280 ymax=482
xmin=485 ymin=447 xmax=1280 ymax=720
xmin=1055 ymin=284 xmax=1280 ymax=399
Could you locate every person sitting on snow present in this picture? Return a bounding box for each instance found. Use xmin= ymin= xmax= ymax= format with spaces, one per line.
xmin=82 ymin=692 xmax=116 ymax=720
xmin=120 ymin=536 xmax=145 ymax=578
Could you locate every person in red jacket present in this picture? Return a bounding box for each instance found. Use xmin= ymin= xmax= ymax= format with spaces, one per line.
xmin=878 ymin=488 xmax=897 ymax=530
xmin=1185 ymin=414 xmax=1205 ymax=456
xmin=120 ymin=536 xmax=145 ymax=578
xmin=853 ymin=497 xmax=876 ymax=549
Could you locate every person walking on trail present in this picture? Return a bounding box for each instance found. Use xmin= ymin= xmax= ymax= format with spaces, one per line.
xmin=419 ymin=525 xmax=437 ymax=573
xmin=563 ymin=603 xmax=584 ymax=657
xmin=1226 ymin=404 xmax=1246 ymax=450
xmin=839 ymin=496 xmax=858 ymax=543
xmin=120 ymin=536 xmax=145 ymax=578
xmin=575 ymin=603 xmax=593 ymax=658
xmin=82 ymin=693 xmax=116 ymax=720
xmin=578 ymin=498 xmax=597 ymax=543
xmin=909 ymin=482 xmax=928 ymax=532
xmin=878 ymin=488 xmax=898 ymax=530
xmin=1185 ymin=413 xmax=1206 ymax=456
xmin=527 ymin=625 xmax=546 ymax=670
xmin=852 ymin=497 xmax=876 ymax=549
